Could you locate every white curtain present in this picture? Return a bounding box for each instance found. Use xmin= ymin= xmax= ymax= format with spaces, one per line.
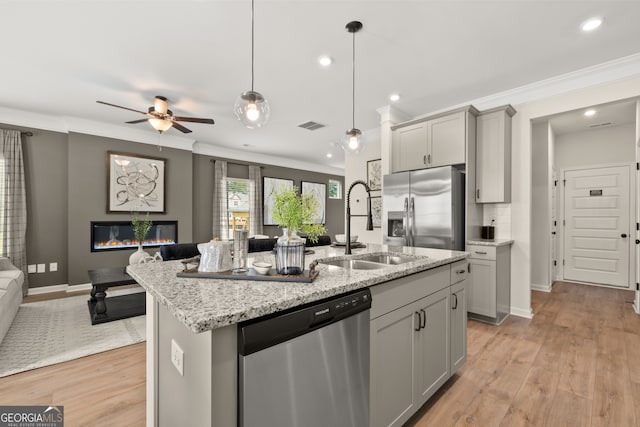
xmin=248 ymin=165 xmax=263 ymax=236
xmin=212 ymin=160 xmax=229 ymax=240
xmin=0 ymin=130 xmax=28 ymax=295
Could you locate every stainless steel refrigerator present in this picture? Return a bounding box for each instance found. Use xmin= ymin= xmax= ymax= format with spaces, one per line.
xmin=383 ymin=166 xmax=465 ymax=250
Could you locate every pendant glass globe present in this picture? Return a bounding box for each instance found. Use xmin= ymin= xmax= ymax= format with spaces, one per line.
xmin=341 ymin=128 xmax=364 ymax=154
xmin=234 ymin=91 xmax=270 ymax=129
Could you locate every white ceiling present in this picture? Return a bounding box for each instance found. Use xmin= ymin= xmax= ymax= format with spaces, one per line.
xmin=549 ymin=100 xmax=637 ymax=135
xmin=2 ymin=1 xmax=640 ymax=173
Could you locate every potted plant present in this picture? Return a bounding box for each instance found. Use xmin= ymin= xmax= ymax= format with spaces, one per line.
xmin=272 ymin=187 xmax=326 ymax=274
xmin=130 ymin=212 xmax=153 ymax=265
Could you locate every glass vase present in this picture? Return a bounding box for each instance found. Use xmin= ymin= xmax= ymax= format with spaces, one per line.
xmin=275 ymin=229 xmax=305 ymax=275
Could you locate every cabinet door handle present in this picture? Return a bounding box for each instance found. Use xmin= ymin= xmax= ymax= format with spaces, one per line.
xmin=456 ymin=269 xmax=465 ymax=274
xmin=414 ymin=312 xmax=421 ymax=331
xmin=420 ymin=309 xmax=426 ymax=329
xmin=452 ymin=293 xmax=458 ymax=310
xmin=468 ymin=263 xmax=471 ymax=273
xmin=475 ymin=251 xmax=487 ymax=255
xmin=423 ymin=155 xmax=427 ymax=165
xmin=476 ymin=189 xmax=480 ymax=199
xmin=427 ymin=154 xmax=431 ymax=164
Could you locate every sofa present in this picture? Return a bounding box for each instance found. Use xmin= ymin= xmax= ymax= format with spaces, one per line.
xmin=0 ymin=257 xmax=24 ymax=345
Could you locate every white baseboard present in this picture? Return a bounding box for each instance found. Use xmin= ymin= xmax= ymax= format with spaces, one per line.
xmin=28 ymin=282 xmax=92 ymax=296
xmin=531 ymin=282 xmax=552 ymax=293
xmin=510 ymin=306 xmax=534 ymax=319
xmin=634 ymin=300 xmax=640 ymax=315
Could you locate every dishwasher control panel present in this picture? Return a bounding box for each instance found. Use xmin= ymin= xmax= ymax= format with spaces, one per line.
xmin=312 ymin=289 xmax=371 ymax=326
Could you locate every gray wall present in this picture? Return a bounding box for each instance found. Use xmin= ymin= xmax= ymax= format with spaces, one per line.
xmin=6 ymin=125 xmax=70 ymax=288
xmin=192 ymin=154 xmax=345 ymax=243
xmin=531 ymin=121 xmax=550 ymax=288
xmin=8 ymin=123 xmax=344 ymax=289
xmin=67 ymin=133 xmax=193 ymax=285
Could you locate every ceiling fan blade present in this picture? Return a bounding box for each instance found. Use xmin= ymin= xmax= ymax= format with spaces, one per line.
xmin=170 ymin=122 xmax=192 ymax=133
xmin=96 ymin=100 xmax=148 ymax=115
xmin=173 ymin=116 xmax=215 ymax=125
xmin=126 ymin=119 xmax=149 ymax=124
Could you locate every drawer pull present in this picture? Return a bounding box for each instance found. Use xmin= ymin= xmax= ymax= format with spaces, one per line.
xmin=456 ymin=269 xmax=465 ymax=274
xmin=475 ymin=251 xmax=487 ymax=255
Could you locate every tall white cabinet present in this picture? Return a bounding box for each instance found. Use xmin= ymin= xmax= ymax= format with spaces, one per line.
xmin=475 ymin=105 xmax=516 ymax=203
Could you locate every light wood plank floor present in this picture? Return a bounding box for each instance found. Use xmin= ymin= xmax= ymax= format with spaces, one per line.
xmin=1 ymin=281 xmax=638 ymax=426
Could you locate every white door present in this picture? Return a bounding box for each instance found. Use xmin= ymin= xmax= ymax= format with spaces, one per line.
xmin=563 ymin=165 xmax=631 ymax=287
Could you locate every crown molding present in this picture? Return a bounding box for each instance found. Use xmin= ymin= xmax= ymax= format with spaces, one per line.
xmin=192 ymin=142 xmax=345 ymax=176
xmin=403 ymin=52 xmax=640 ymax=120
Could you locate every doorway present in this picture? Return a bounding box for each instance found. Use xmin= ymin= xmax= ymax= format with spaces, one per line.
xmin=562 ymin=164 xmax=632 ymax=288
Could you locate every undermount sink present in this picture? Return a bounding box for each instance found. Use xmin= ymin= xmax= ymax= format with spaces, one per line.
xmin=321 ymin=259 xmax=388 ymax=270
xmin=320 ymin=253 xmax=423 ymax=270
xmin=356 ymin=253 xmax=418 ymax=265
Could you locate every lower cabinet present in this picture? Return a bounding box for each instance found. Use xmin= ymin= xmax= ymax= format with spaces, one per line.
xmin=370 ymin=262 xmax=467 ymax=427
xmin=450 ymin=278 xmax=468 ymax=374
xmin=467 ymin=244 xmax=511 ymax=324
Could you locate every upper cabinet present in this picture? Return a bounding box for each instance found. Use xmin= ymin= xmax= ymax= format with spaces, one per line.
xmin=475 ymin=105 xmax=516 ymax=203
xmin=391 ymin=107 xmax=478 ymax=173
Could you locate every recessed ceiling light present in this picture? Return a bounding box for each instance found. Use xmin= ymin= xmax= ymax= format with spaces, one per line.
xmin=584 ymin=109 xmax=596 ymax=117
xmin=318 ymin=56 xmax=332 ymax=67
xmin=389 ymin=93 xmax=400 ymax=102
xmin=326 ymin=153 xmax=333 ymax=158
xmin=581 ymin=17 xmax=602 ymax=32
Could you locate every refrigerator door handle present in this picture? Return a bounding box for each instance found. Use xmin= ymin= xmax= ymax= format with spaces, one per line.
xmin=403 ymin=197 xmax=409 ymax=246
xmin=409 ymin=197 xmax=415 ymax=247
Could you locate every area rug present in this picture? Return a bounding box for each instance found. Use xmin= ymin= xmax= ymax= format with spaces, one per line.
xmin=0 ymin=289 xmax=146 ymax=377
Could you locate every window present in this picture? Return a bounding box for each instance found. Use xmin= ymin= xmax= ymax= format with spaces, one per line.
xmin=0 ymin=157 xmax=4 ymax=251
xmin=328 ymin=179 xmax=342 ymax=199
xmin=227 ymin=178 xmax=251 ymax=234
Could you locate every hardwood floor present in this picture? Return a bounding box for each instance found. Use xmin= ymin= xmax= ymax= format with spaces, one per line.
xmin=1 ymin=281 xmax=638 ymax=426
xmin=407 ymin=281 xmax=640 ymax=427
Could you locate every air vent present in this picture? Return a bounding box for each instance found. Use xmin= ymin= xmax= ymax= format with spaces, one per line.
xmin=588 ymin=122 xmax=613 ymax=128
xmin=297 ymin=121 xmax=326 ymax=131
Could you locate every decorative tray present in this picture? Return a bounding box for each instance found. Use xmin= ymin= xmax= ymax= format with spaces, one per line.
xmin=177 ymin=261 xmax=319 ymax=283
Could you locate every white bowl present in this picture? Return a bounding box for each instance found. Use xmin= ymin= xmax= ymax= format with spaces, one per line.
xmin=335 ymin=234 xmax=358 ymax=244
xmin=252 ymin=262 xmax=272 ymax=275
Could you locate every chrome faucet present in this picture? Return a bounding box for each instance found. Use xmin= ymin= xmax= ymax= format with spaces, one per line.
xmin=346 ymin=180 xmax=374 ymax=255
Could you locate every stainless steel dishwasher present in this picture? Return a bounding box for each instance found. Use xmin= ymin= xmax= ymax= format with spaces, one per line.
xmin=238 ymin=288 xmax=371 ymax=427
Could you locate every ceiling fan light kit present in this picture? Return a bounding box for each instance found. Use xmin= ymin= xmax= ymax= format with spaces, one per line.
xmin=96 ymin=96 xmax=214 ymax=134
xmin=235 ymin=0 xmax=270 ymax=129
xmin=341 ymin=20 xmax=364 ymax=154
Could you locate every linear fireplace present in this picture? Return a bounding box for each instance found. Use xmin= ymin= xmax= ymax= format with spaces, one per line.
xmin=91 ymin=220 xmax=178 ymax=252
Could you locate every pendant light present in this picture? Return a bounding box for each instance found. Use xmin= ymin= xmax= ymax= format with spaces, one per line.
xmin=342 ymin=21 xmax=364 ymax=154
xmin=234 ymin=0 xmax=270 ymax=129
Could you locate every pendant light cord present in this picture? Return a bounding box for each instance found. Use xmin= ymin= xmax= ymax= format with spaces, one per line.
xmin=352 ymin=29 xmax=355 ymax=129
xmin=251 ymin=0 xmax=255 ymax=92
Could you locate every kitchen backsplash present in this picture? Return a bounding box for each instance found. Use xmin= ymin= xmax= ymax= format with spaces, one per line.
xmin=482 ymin=203 xmax=511 ymax=239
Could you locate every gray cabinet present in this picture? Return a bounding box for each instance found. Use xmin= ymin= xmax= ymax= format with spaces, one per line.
xmin=475 ymin=105 xmax=516 ymax=203
xmin=391 ymin=107 xmax=477 ymax=173
xmin=450 ymin=277 xmax=468 ymax=374
xmin=369 ymin=262 xmax=467 ymax=427
xmin=467 ymin=244 xmax=511 ymax=325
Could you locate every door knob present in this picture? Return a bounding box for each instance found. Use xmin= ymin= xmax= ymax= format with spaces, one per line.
xmin=621 ymin=233 xmax=628 ymax=238
xmin=551 ymin=231 xmax=556 ymax=235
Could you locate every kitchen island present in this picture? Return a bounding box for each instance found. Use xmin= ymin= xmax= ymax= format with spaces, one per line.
xmin=128 ymin=243 xmax=469 ymax=427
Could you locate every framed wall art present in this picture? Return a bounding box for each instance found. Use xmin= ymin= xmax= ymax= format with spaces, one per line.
xmin=107 ymin=151 xmax=166 ymax=213
xmin=263 ymin=177 xmax=294 ymax=225
xmin=367 ymin=158 xmax=382 ymax=191
xmin=302 ymin=181 xmax=326 ymax=224
xmin=370 ymin=196 xmax=382 ymax=228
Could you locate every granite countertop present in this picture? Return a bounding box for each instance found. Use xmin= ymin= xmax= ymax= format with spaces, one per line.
xmin=127 ymin=243 xmax=469 ymax=333
xmin=467 ymin=238 xmax=514 ymax=247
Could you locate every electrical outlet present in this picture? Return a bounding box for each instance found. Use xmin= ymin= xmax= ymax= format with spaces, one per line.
xmin=37 ymin=264 xmax=46 ymax=273
xmin=49 ymin=262 xmax=58 ymax=272
xmin=28 ymin=264 xmax=36 ymax=273
xmin=171 ymin=339 xmax=184 ymax=376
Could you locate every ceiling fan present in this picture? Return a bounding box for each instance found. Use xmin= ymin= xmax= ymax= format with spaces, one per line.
xmin=96 ymin=96 xmax=214 ymax=134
